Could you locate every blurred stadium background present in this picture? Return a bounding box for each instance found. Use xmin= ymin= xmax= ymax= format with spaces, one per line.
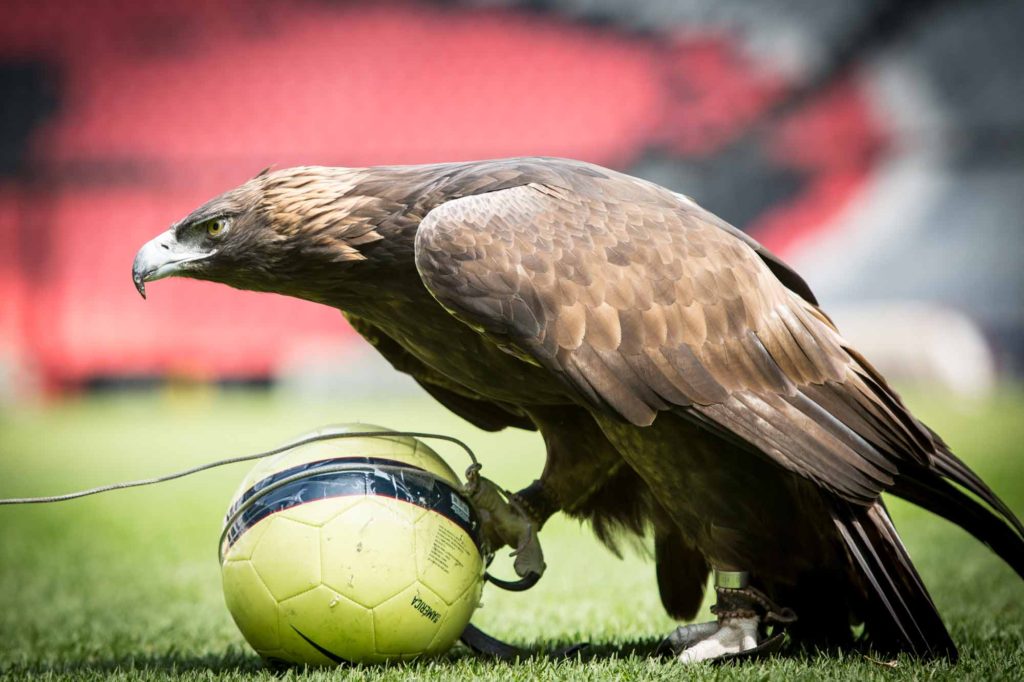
xmin=1 ymin=0 xmax=1021 ymax=401
xmin=2 ymin=2 xmax=1023 ymax=677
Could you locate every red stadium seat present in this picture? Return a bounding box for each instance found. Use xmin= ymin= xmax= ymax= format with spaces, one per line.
xmin=0 ymin=1 xmax=884 ymax=384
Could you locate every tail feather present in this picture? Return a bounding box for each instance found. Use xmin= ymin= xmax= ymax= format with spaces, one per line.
xmin=892 ymin=469 xmax=1024 ymax=579
xmin=928 ymin=440 xmax=1024 ymax=540
xmin=831 ymin=499 xmax=958 ymax=661
xmin=893 ymin=425 xmax=1024 ymax=578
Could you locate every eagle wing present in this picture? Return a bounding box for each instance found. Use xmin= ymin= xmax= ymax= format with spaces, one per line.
xmin=414 ymin=181 xmax=938 ymax=505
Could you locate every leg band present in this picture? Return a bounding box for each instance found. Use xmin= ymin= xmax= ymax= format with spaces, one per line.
xmin=712 ymin=585 xmax=798 ymax=626
xmin=713 ymin=569 xmax=750 ymax=589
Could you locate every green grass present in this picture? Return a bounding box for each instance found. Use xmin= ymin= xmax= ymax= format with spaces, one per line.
xmin=0 ymin=386 xmax=1022 ymax=680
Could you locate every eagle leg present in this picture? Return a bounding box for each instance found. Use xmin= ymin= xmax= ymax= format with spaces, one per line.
xmin=662 ymin=571 xmax=796 ymax=663
xmin=462 ymin=464 xmax=547 ymax=581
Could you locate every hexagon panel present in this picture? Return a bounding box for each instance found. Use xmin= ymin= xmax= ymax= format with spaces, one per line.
xmin=251 ymin=515 xmax=322 ymax=601
xmin=372 ymin=583 xmax=448 ymax=657
xmin=414 ymin=512 xmax=484 ymax=605
xmin=277 ymin=495 xmax=363 ymax=528
xmin=222 ymin=559 xmax=281 ymax=653
xmin=278 ymin=585 xmax=377 ymax=665
xmin=426 ymin=577 xmax=484 ymax=655
xmin=320 ymin=498 xmax=418 ymax=608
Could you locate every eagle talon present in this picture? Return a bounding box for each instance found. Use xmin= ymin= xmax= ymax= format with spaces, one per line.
xmin=656 ymin=620 xmax=719 ymax=656
xmin=676 ymin=616 xmax=760 ymax=663
xmin=461 ymin=469 xmax=547 ymax=581
xmin=661 ymin=579 xmax=794 ymax=663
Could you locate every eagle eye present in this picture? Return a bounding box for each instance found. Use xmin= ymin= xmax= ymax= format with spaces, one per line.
xmin=204 ymin=218 xmax=227 ymax=238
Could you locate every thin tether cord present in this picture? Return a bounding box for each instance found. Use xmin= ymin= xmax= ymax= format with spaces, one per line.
xmin=0 ymin=430 xmax=479 ymax=505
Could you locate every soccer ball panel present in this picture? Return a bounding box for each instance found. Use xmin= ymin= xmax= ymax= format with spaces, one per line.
xmin=414 ymin=511 xmax=485 ymax=605
xmin=277 ymin=494 xmax=362 ymax=527
xmin=250 ymin=516 xmax=322 ymax=601
xmin=426 ymin=576 xmax=485 ymax=655
xmin=278 ymin=585 xmax=377 ymax=665
xmin=222 ymin=559 xmax=281 ymax=653
xmin=372 ymin=583 xmax=448 ymax=656
xmin=320 ymin=498 xmax=418 ymax=608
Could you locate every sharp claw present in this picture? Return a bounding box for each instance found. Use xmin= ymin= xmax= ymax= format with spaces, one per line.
xmin=674 ymin=617 xmax=761 ymax=664
xmin=659 ymin=621 xmax=721 ymax=655
xmin=462 ymin=472 xmax=546 ymax=580
xmin=512 ymin=523 xmax=545 ymax=578
xmin=664 ymin=583 xmax=794 ymax=663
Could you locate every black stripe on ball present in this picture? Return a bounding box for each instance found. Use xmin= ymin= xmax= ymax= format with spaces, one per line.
xmin=223 ymin=457 xmax=483 ymax=555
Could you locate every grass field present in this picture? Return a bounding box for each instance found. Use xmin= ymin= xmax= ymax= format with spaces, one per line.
xmin=1 ymin=387 xmax=1022 ymax=680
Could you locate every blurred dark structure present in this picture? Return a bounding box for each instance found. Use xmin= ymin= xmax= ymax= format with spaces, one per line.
xmin=0 ymin=0 xmax=1020 ymax=391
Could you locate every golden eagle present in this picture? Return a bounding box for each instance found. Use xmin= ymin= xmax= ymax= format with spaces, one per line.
xmin=133 ymin=158 xmax=1022 ymax=661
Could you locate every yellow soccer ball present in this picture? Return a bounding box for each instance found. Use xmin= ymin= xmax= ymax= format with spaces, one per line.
xmin=220 ymin=425 xmax=486 ymax=666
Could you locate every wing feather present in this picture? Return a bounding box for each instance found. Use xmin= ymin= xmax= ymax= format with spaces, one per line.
xmin=414 ymin=180 xmax=931 ymax=504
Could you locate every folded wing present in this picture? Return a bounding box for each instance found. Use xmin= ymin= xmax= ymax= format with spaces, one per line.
xmin=414 ymin=181 xmax=938 ymax=505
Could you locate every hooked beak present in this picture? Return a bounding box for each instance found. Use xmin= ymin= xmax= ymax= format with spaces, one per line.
xmin=132 ymin=229 xmax=216 ymax=299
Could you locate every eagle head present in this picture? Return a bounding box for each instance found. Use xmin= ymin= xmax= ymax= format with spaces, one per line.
xmin=132 ymin=167 xmax=389 ymax=300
